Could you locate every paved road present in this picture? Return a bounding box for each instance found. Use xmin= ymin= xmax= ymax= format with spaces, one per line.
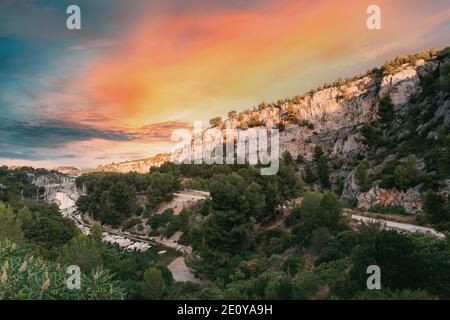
xmin=350 ymin=214 xmax=446 ymax=239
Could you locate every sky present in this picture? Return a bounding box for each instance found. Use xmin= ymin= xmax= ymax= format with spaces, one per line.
xmin=1 ymin=0 xmax=449 ymax=169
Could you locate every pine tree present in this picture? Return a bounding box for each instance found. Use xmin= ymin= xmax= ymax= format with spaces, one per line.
xmin=313 ymin=147 xmax=331 ymax=190
xmin=355 ymin=161 xmax=372 ymax=192
xmin=313 ymin=146 xmax=325 ymax=163
xmin=317 ymin=156 xmax=331 ymax=190
xmin=360 ymin=123 xmax=381 ymax=146
xmin=282 ymin=151 xmax=295 ymax=166
xmin=141 ymin=267 xmax=166 ymax=300
xmin=378 ymin=95 xmax=394 ymax=125
xmin=303 ymin=163 xmax=316 ymax=183
xmin=423 ymin=190 xmax=449 ymax=225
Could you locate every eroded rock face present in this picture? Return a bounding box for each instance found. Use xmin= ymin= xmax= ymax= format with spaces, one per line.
xmin=92 ymin=58 xmax=437 ymax=213
xmin=83 ymin=153 xmax=171 ymax=174
xmin=379 ymin=65 xmax=421 ymax=106
xmin=175 ymin=58 xmax=434 ymax=164
xmin=341 ymin=171 xmax=359 ymax=200
xmin=31 ymin=172 xmax=70 ymax=187
xmin=357 ymin=186 xmax=422 ymax=214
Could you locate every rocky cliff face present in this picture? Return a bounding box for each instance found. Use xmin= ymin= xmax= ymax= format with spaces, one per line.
xmin=178 ymin=58 xmax=430 ymax=165
xmin=94 ymin=59 xmax=435 ymax=173
xmin=89 ymin=52 xmax=449 ymax=213
xmin=31 ymin=171 xmax=70 ymax=187
xmin=82 ymin=153 xmax=171 ymax=174
xmin=357 ymin=186 xmax=422 ymax=214
xmin=54 ymin=166 xmax=81 ymax=176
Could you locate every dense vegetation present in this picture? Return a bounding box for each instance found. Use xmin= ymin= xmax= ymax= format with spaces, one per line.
xmin=75 ymin=152 xmax=450 ymax=299
xmin=0 ymin=167 xmax=79 ymax=258
xmin=0 ymin=240 xmax=123 ymax=300
xmin=353 ymin=51 xmax=450 ymax=229
xmin=0 ymin=167 xmax=125 ymax=298
xmin=1 ymin=48 xmax=449 ymax=300
xmin=76 ymin=172 xmax=180 ymax=227
xmin=0 ymin=167 xmax=182 ymax=299
xmin=175 ymin=174 xmax=449 ymax=299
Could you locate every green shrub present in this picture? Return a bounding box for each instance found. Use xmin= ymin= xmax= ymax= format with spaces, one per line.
xmin=368 ymin=205 xmax=408 ymax=215
xmin=0 ymin=241 xmax=124 ymax=300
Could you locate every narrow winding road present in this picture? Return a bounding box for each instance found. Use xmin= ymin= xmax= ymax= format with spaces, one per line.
xmin=349 ymin=213 xmax=445 ymax=238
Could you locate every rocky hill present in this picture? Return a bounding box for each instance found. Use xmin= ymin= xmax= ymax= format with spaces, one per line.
xmin=196 ymin=52 xmax=439 ymax=161
xmin=85 ymin=48 xmax=450 ymax=214
xmin=82 ymin=153 xmax=171 ymax=174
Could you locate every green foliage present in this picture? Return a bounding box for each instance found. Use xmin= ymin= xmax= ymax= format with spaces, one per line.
xmin=291 ymin=259 xmax=350 ymax=299
xmin=281 ymin=151 xmax=294 ymax=166
xmin=0 ymin=203 xmax=25 ymax=245
xmin=311 ymin=227 xmax=331 ymax=255
xmin=0 ymin=168 xmax=79 ymax=258
xmin=60 ymin=235 xmax=103 ymax=273
xmin=353 ymin=289 xmax=436 ymax=300
xmin=313 ymin=146 xmax=324 ymax=163
xmin=76 ymin=171 xmax=180 ymax=227
xmin=277 ymin=163 xmax=304 ymax=205
xmin=360 ymin=123 xmax=382 ymax=146
xmin=439 ymin=62 xmax=450 ymax=92
xmin=291 ymin=192 xmax=345 ymax=245
xmin=315 ymin=231 xmax=359 ymax=265
xmin=256 ymin=230 xmax=292 ymax=255
xmin=393 ymin=155 xmax=426 ymax=190
xmin=350 ymin=231 xmax=450 ymax=298
xmin=368 ymin=205 xmax=408 ymax=216
xmin=20 ymin=202 xmax=79 ymax=258
xmin=148 ymin=209 xmax=175 ymax=230
xmin=0 ymin=241 xmax=124 ymax=300
xmin=190 ymin=174 xmax=256 ymax=279
xmin=146 ymin=173 xmax=180 ymax=209
xmin=382 ymin=49 xmax=438 ymax=75
xmin=423 ymin=190 xmax=450 ymax=228
xmin=264 ymin=273 xmax=293 ymax=299
xmin=283 ymin=256 xmax=304 ymax=275
xmin=312 ymin=146 xmax=330 ymax=189
xmin=355 ymin=161 xmax=372 ymax=192
xmin=147 ymin=208 xmax=190 ymax=238
xmin=378 ymin=95 xmax=394 ymax=125
xmin=296 ymin=154 xmax=305 ymax=164
xmin=0 ymin=166 xmax=48 ymax=202
xmin=0 ymin=201 xmax=78 ymax=259
xmin=350 ymin=231 xmax=417 ymax=291
xmin=90 ymin=224 xmax=103 ymax=243
xmin=141 ymin=267 xmax=166 ymax=300
xmin=302 ymin=162 xmax=316 ymax=184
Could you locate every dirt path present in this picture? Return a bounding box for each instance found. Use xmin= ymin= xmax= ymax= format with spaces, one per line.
xmin=167 ymin=257 xmax=206 ymax=284
xmin=156 ymin=191 xmax=208 ymax=215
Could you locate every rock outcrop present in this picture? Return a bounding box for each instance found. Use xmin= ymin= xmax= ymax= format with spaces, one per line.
xmin=83 ymin=153 xmax=171 ymax=174
xmin=87 ymin=53 xmax=447 ymax=213
xmin=171 ymin=57 xmax=434 ymax=163
xmin=357 ymin=186 xmax=422 ymax=214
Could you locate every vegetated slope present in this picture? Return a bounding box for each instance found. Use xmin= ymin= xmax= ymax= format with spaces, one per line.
xmin=3 ymin=48 xmax=449 ymax=300
xmin=0 ymin=240 xmax=124 ymax=300
xmin=95 ymin=48 xmax=450 ymax=217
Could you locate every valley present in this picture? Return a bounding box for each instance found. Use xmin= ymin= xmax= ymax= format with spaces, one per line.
xmin=1 ymin=47 xmax=449 ymax=300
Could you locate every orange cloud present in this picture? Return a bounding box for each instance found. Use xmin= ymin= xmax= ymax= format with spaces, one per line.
xmin=36 ymin=0 xmax=450 ymax=149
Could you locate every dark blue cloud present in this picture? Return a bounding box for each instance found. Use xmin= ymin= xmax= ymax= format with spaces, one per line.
xmin=0 ymin=118 xmax=133 ymax=150
xmin=0 ymin=150 xmax=76 ymax=161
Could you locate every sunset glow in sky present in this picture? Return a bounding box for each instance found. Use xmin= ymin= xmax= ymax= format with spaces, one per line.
xmin=1 ymin=0 xmax=450 ymax=168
